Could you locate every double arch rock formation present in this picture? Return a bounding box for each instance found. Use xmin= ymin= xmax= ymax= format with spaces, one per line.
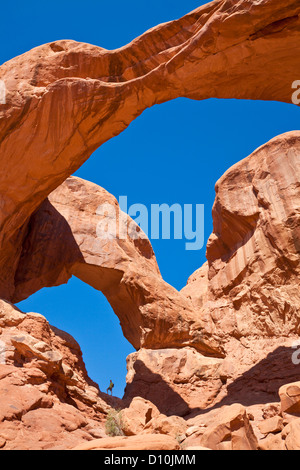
xmin=0 ymin=1 xmax=299 ymax=438
xmin=11 ymin=176 xmax=222 ymax=355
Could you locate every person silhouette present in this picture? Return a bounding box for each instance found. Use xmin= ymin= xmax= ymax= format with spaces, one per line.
xmin=107 ymin=380 xmax=114 ymax=396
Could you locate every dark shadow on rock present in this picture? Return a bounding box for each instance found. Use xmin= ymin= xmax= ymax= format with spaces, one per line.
xmin=13 ymin=198 xmax=85 ymax=303
xmin=123 ymin=359 xmax=190 ymax=417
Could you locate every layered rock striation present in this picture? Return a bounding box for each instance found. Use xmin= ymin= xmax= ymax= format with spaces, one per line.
xmin=0 ymin=299 xmax=123 ymax=449
xmin=0 ymin=0 xmax=299 ymax=451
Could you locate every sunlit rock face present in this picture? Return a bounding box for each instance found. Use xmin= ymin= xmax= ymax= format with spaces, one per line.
xmin=183 ymin=132 xmax=300 ymax=341
xmin=0 ymin=0 xmax=300 ymax=451
xmin=0 ymin=299 xmax=122 ymax=450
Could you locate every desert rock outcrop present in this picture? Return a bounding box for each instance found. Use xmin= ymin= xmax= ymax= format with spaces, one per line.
xmin=181 ymin=131 xmax=300 ymax=407
xmin=0 ymin=0 xmax=299 ymax=302
xmin=123 ymin=132 xmax=300 ymax=415
xmin=0 ymin=300 xmax=123 ymax=450
xmin=0 ymin=0 xmax=299 ymax=451
xmin=279 ymin=382 xmax=300 ymax=414
xmin=11 ymin=176 xmax=222 ymax=356
xmin=72 ymin=434 xmax=180 ymax=451
xmin=199 ymin=404 xmax=258 ymax=451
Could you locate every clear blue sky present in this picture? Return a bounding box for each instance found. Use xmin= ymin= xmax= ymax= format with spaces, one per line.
xmin=2 ymin=1 xmax=299 ymax=398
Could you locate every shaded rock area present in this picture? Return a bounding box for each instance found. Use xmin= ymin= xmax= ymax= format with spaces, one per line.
xmin=0 ymin=0 xmax=299 ymax=451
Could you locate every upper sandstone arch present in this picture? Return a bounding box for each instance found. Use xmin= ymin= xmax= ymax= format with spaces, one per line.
xmin=0 ymin=0 xmax=299 ymax=354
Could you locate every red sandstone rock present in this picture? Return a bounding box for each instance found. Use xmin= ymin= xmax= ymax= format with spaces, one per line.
xmin=0 ymin=300 xmax=119 ymax=450
xmin=183 ymin=132 xmax=300 ymax=342
xmin=124 ymin=347 xmax=224 ymax=416
xmin=120 ymin=396 xmax=187 ymax=439
xmin=0 ymin=0 xmax=299 ymax=314
xmin=282 ymin=419 xmax=300 ymax=450
xmin=258 ymin=416 xmax=284 ymax=436
xmin=200 ymin=404 xmax=258 ymax=451
xmin=185 ymin=445 xmax=211 ymax=451
xmin=181 ymin=132 xmax=300 ymax=409
xmin=1 ymin=131 xmax=300 ymax=449
xmin=121 ymin=397 xmax=160 ymax=436
xmin=279 ymin=382 xmax=300 ymax=414
xmin=11 ymin=176 xmax=223 ymax=357
xmin=0 ymin=0 xmax=299 ymax=452
xmin=262 ymin=404 xmax=281 ymax=420
xmin=258 ymin=433 xmax=286 ymax=451
xmin=143 ymin=414 xmax=188 ymax=440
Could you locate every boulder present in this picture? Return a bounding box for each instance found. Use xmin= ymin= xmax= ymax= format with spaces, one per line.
xmin=282 ymin=419 xmax=300 ymax=450
xmin=258 ymin=433 xmax=286 ymax=451
xmin=200 ymin=404 xmax=258 ymax=451
xmin=279 ymin=382 xmax=300 ymax=414
xmin=143 ymin=415 xmax=188 ymax=439
xmin=121 ymin=397 xmax=160 ymax=436
xmin=258 ymin=416 xmax=284 ymax=436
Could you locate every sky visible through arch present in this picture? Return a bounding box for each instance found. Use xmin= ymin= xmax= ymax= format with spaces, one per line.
xmin=2 ymin=0 xmax=299 ymax=398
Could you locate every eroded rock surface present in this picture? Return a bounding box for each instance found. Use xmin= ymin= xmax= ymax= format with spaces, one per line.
xmin=183 ymin=132 xmax=300 ymax=341
xmin=0 ymin=0 xmax=299 ymax=451
xmin=181 ymin=132 xmax=300 ymax=407
xmin=72 ymin=434 xmax=180 ymax=451
xmin=0 ymin=0 xmax=299 ymax=300
xmin=124 ymin=347 xmax=224 ymax=416
xmin=0 ymin=300 xmax=121 ymax=450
